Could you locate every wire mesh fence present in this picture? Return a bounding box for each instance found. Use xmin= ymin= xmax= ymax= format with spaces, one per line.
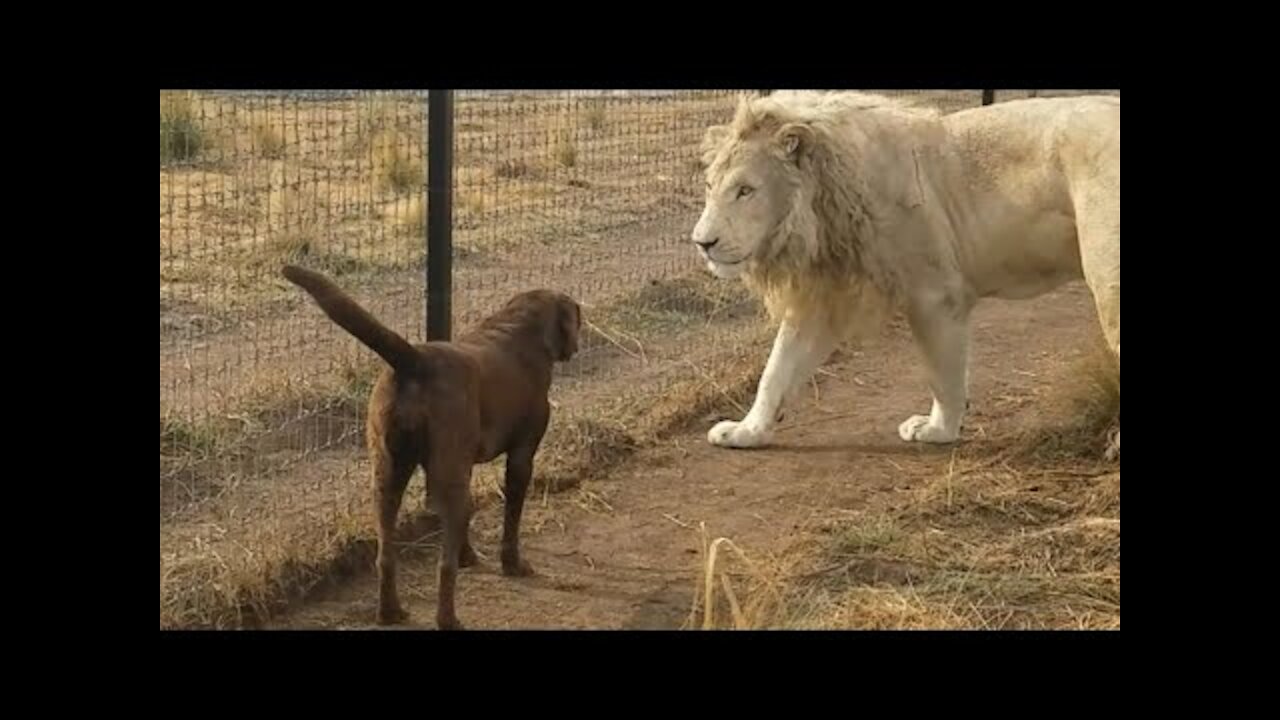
xmin=160 ymin=89 xmax=1049 ymax=627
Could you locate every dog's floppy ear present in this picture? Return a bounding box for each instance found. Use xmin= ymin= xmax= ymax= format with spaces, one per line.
xmin=542 ymin=295 xmax=581 ymax=362
xmin=557 ymin=298 xmax=581 ymax=361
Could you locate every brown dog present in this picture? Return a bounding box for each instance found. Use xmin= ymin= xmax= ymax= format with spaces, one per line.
xmin=281 ymin=265 xmax=581 ymax=630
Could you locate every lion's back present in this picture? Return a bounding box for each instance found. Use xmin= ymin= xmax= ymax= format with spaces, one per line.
xmin=943 ymin=96 xmax=1119 ymax=191
xmin=928 ymin=96 xmax=1118 ymax=298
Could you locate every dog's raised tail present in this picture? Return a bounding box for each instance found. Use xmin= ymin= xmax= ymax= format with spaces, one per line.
xmin=281 ymin=264 xmax=421 ymax=374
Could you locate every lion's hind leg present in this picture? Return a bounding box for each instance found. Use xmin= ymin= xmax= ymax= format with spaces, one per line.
xmin=1074 ymin=171 xmax=1120 ymax=461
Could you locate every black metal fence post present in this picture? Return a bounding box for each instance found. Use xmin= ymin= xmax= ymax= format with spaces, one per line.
xmin=982 ymin=90 xmax=995 ymax=106
xmin=427 ymin=90 xmax=454 ymax=341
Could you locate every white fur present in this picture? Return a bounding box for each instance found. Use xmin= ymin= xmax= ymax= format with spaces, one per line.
xmin=708 ymin=314 xmax=838 ymax=447
xmin=694 ymin=92 xmax=1120 ymax=453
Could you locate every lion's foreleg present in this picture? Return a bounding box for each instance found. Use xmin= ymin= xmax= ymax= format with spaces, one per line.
xmin=899 ymin=293 xmax=972 ymax=444
xmin=709 ymin=315 xmax=836 ymax=449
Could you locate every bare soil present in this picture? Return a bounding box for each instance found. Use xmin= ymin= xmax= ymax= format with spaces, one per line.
xmin=270 ymin=283 xmax=1118 ymax=630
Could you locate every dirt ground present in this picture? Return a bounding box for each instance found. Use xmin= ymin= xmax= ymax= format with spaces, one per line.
xmin=162 ymin=90 xmax=1119 ymax=629
xmin=270 ymin=282 xmax=1118 ymax=630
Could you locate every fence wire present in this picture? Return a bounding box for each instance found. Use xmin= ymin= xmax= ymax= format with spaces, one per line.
xmin=160 ymin=89 xmax=1038 ymax=627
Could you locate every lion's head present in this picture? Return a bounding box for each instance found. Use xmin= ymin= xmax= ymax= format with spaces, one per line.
xmin=692 ymin=91 xmax=941 ymax=335
xmin=691 ymin=114 xmax=814 ymax=281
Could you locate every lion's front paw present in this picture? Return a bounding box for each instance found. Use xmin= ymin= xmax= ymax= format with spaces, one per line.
xmin=708 ymin=420 xmax=771 ymax=449
xmin=898 ymin=415 xmax=960 ymax=444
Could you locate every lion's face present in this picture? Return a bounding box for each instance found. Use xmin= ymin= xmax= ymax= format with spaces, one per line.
xmin=692 ymin=124 xmax=809 ymax=280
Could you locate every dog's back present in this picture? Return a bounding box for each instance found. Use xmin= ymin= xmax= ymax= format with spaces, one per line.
xmin=283 ymin=264 xmax=579 ymax=466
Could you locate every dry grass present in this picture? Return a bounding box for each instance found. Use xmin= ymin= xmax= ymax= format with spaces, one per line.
xmin=494 ymin=158 xmax=533 ymax=179
xmin=237 ymin=186 xmax=378 ymax=279
xmin=1007 ymin=339 xmax=1121 ymax=464
xmin=160 ymin=91 xmax=206 ymax=163
xmin=159 ymin=347 xmax=766 ymax=628
xmin=389 ymin=194 xmax=426 ymax=236
xmin=251 ymin=116 xmax=286 ymax=159
xmin=159 ymin=91 xmax=1006 ymax=629
xmin=159 ymin=358 xmax=390 ymax=627
xmin=159 ymin=275 xmax=768 ymax=628
xmin=371 ymin=130 xmax=424 ymax=195
xmin=160 ymin=415 xmax=223 ymax=462
xmin=584 ymin=102 xmax=607 ymax=132
xmin=552 ymin=133 xmax=577 ymax=168
xmin=690 ymin=345 xmax=1120 ymax=630
xmin=264 ymin=185 xmax=319 ymax=253
xmin=693 ymin=481 xmax=1121 ymax=629
xmin=159 ymin=92 xmax=737 ymax=318
xmin=161 ymin=498 xmax=376 ymax=628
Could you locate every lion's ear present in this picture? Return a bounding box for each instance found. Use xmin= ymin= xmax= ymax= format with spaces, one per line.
xmin=700 ymin=125 xmax=730 ymax=167
xmin=775 ymin=122 xmax=813 ymax=161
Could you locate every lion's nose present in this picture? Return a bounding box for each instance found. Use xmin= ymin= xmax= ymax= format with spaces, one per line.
xmin=696 ymin=237 xmax=720 ymax=250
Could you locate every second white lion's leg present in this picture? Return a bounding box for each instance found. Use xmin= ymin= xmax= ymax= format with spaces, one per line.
xmin=899 ymin=294 xmax=972 ymax=444
xmin=709 ymin=315 xmax=835 ymax=448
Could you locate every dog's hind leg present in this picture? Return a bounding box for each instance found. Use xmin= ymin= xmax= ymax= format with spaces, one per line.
xmin=373 ymin=449 xmax=415 ymax=626
xmin=427 ymin=454 xmax=473 ymax=631
xmin=422 ymin=500 xmax=477 ymax=571
xmin=423 ymin=490 xmax=477 ymax=571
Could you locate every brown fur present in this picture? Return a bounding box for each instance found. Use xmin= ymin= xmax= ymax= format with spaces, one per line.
xmin=281 ymin=265 xmax=582 ymax=630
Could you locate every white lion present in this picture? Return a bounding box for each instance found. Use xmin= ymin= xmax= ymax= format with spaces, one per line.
xmin=692 ymin=91 xmax=1119 ymax=458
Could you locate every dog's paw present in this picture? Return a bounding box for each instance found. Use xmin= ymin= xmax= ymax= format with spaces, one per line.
xmin=502 ymin=558 xmax=536 ymax=577
xmin=708 ymin=419 xmax=771 ymax=449
xmin=377 ymin=605 xmax=410 ymax=626
xmin=898 ymin=415 xmax=960 ymax=444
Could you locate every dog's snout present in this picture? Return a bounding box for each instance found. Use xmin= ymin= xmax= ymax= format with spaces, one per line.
xmin=696 ymin=237 xmax=720 ymax=250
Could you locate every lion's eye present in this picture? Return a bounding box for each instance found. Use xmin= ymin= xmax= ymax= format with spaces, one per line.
xmin=737 ymin=185 xmax=754 ymax=199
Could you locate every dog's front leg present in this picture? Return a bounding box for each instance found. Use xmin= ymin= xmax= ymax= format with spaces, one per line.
xmin=708 ymin=314 xmax=836 ymax=449
xmin=501 ymin=443 xmax=538 ymax=577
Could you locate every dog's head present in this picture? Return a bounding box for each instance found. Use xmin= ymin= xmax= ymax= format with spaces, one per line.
xmin=506 ymin=289 xmax=582 ymax=363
